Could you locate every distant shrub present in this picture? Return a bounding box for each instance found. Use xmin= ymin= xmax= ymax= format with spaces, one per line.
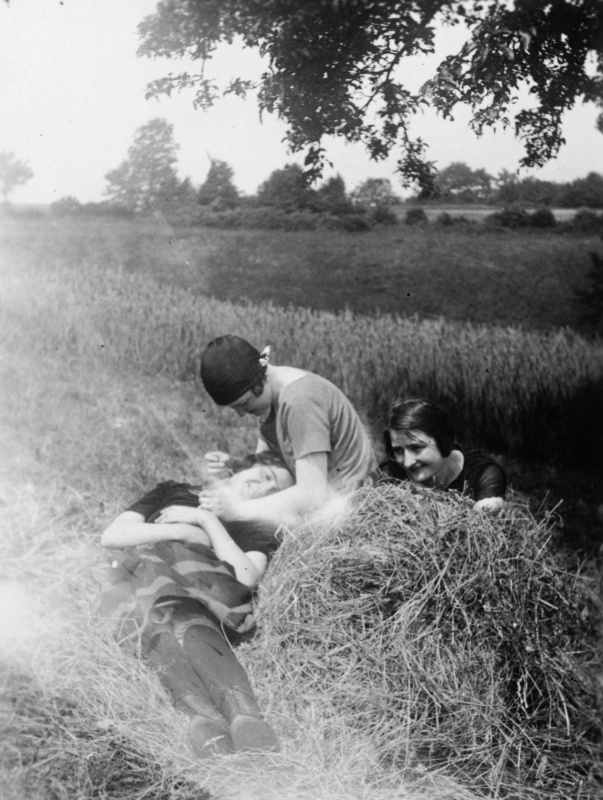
xmin=435 ymin=212 xmax=472 ymax=226
xmin=50 ymin=197 xmax=82 ymax=218
xmin=187 ymin=206 xmax=380 ymax=233
xmin=80 ymin=202 xmax=133 ymax=219
xmin=320 ymin=213 xmax=374 ymax=232
xmin=194 ymin=207 xmax=240 ymax=228
xmin=560 ymin=209 xmax=603 ymax=234
xmin=161 ymin=204 xmax=206 ymax=227
xmin=274 ymin=211 xmax=321 ymax=232
xmin=195 ymin=206 xmax=320 ymax=231
xmin=485 ymin=206 xmax=530 ymax=229
xmin=405 ymin=207 xmax=428 ymax=225
xmin=528 ymin=206 xmax=557 ymax=229
xmin=370 ymin=204 xmax=398 ymax=226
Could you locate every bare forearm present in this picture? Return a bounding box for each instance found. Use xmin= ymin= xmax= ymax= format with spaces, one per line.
xmin=193 ymin=513 xmax=262 ymax=587
xmin=235 ymin=483 xmax=326 ymax=527
xmin=101 ymin=520 xmax=208 ymax=549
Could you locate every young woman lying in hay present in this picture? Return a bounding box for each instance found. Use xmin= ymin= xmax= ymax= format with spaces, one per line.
xmin=100 ymin=452 xmax=293 ymax=759
xmin=242 ymin=482 xmax=601 ymax=798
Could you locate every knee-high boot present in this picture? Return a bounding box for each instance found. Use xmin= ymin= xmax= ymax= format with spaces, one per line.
xmin=142 ymin=626 xmax=232 ymax=757
xmin=182 ymin=624 xmax=279 ymax=753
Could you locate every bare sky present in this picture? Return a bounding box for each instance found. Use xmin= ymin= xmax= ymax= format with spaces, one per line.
xmin=1 ymin=0 xmax=601 ymax=205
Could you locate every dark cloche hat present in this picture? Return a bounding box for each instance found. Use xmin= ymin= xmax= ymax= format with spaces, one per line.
xmin=200 ymin=335 xmax=267 ymax=405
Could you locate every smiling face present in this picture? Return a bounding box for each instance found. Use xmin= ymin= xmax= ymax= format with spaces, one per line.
xmin=224 ymin=463 xmax=293 ymax=501
xmin=388 ymin=429 xmax=445 ymax=486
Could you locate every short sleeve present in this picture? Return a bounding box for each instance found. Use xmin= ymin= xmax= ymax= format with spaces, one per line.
xmin=473 ymin=464 xmax=507 ymax=502
xmin=127 ymin=481 xmax=179 ymax=521
xmin=282 ymin=391 xmax=332 ymax=461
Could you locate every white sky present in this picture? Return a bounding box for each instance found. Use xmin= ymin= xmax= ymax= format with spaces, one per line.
xmin=1 ymin=0 xmax=601 ymax=205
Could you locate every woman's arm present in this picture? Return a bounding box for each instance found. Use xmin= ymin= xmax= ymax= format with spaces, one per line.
xmin=101 ymin=511 xmax=211 ymax=549
xmin=154 ymin=506 xmax=268 ymax=587
xmin=199 ymin=451 xmax=328 ymax=527
xmin=472 ymin=464 xmax=506 ymax=513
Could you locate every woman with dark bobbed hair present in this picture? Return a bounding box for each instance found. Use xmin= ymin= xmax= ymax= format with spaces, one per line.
xmin=380 ymin=397 xmax=506 ymax=512
xmin=100 ymin=453 xmax=293 ymax=760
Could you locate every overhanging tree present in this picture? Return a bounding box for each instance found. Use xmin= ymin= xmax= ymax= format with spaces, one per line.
xmin=137 ymin=1 xmax=603 ymax=196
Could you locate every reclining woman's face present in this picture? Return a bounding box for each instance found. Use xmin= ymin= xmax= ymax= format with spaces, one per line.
xmin=223 ymin=463 xmax=294 ymax=502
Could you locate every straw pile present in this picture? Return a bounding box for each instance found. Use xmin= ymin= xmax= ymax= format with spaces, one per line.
xmin=246 ymin=484 xmax=601 ymax=798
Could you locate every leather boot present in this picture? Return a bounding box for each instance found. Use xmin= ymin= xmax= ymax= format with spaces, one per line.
xmin=220 ymin=688 xmax=280 ymax=753
xmin=180 ymin=693 xmax=233 ymax=758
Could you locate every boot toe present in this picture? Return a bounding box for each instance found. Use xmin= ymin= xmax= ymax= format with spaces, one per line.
xmin=229 ymin=714 xmax=280 ymax=753
xmin=188 ymin=715 xmax=233 ymax=758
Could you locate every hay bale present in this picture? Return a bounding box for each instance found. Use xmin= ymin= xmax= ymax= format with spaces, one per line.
xmin=248 ymin=484 xmax=601 ymax=798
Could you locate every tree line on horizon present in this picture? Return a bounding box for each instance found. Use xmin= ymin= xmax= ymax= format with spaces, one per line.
xmin=68 ymin=119 xmax=603 ymax=217
xmin=2 ymin=117 xmax=602 ymax=219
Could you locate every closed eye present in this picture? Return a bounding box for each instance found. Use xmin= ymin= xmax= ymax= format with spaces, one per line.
xmin=261 ymin=467 xmax=277 ymax=484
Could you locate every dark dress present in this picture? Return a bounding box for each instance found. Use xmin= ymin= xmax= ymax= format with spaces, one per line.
xmin=379 ymin=449 xmax=506 ymax=502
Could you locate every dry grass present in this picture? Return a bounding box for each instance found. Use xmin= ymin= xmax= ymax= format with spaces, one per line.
xmin=0 ymin=352 xmax=460 ymax=800
xmin=248 ymin=485 xmax=602 ymax=798
xmin=3 ymin=214 xmax=598 ymax=332
xmin=0 ymin=482 xmax=484 ymax=800
xmin=1 ymin=217 xmax=601 ymax=800
xmin=1 ymin=476 xmax=599 ymax=800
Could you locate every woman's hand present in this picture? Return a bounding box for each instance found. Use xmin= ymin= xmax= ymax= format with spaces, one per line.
xmin=154 ymin=505 xmax=214 ymax=544
xmin=204 ymin=451 xmax=233 ymax=479
xmin=198 ymin=486 xmax=241 ymax=522
xmin=155 ymin=505 xmax=204 ymax=526
xmin=473 ymin=497 xmax=504 ymax=514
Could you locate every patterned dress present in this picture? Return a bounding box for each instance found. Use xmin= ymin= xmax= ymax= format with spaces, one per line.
xmin=100 ymin=481 xmax=281 ymax=646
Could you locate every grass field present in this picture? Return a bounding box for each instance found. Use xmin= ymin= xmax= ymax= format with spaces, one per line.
xmin=1 ymin=216 xmax=602 ymax=800
xmin=4 ymin=214 xmax=601 ymax=332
